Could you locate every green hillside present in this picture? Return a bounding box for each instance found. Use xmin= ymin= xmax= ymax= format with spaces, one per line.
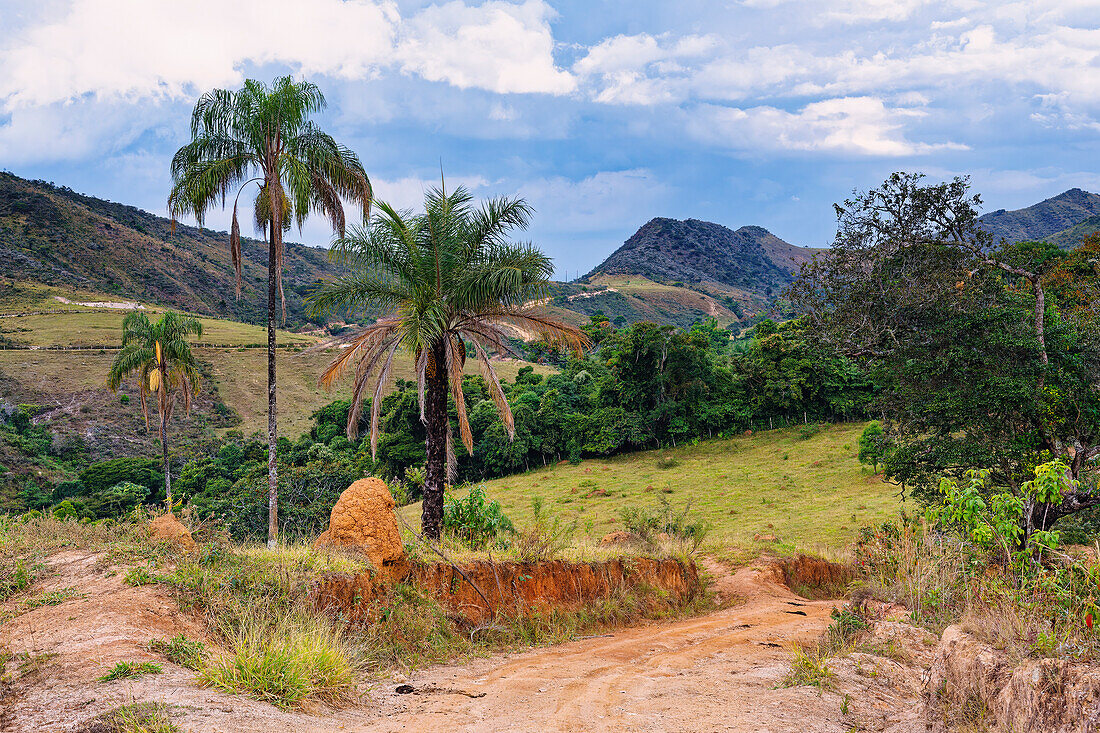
xmin=406 ymin=422 xmax=899 ymax=554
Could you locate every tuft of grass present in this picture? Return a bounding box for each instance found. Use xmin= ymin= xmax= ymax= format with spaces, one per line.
xmin=149 ymin=634 xmax=206 ymax=670
xmin=82 ymin=702 xmax=179 ymax=733
xmin=98 ymin=661 xmax=163 ymax=682
xmin=782 ymin=644 xmax=834 ymax=690
xmin=820 ymin=606 xmax=870 ymax=656
xmin=198 ymin=611 xmax=357 ymax=709
xmin=124 ymin=567 xmax=159 ymax=587
xmin=22 ymin=586 xmax=85 ymax=610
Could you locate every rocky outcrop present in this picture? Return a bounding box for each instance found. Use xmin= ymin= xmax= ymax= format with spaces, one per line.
xmin=925 ymin=625 xmax=1100 ymax=732
xmin=314 ymin=477 xmax=407 ymax=582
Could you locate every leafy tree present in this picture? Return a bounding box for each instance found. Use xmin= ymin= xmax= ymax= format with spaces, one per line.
xmin=309 ymin=183 xmax=586 ymax=539
xmin=858 ymin=421 xmax=889 ymax=474
xmin=167 ymin=76 xmax=373 ymax=548
xmin=791 ymin=172 xmax=1100 ymax=534
xmin=107 ymin=311 xmax=202 ymax=507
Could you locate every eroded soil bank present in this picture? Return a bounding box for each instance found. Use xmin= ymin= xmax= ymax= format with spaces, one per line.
xmin=313 ymin=556 xmax=701 ymax=624
xmin=5 ymin=550 xmax=1100 ymax=732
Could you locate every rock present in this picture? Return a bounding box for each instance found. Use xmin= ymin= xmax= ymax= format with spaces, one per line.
xmin=599 ymin=530 xmax=638 ymax=546
xmin=147 ymin=513 xmax=196 ymax=552
xmin=314 ymin=477 xmax=407 ymax=582
xmin=752 ymin=533 xmax=779 ymax=543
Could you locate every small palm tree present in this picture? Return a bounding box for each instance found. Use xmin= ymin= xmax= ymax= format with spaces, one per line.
xmin=167 ymin=76 xmax=372 ymax=548
xmin=309 ymin=184 xmax=588 ymax=539
xmin=107 ymin=311 xmax=203 ymax=508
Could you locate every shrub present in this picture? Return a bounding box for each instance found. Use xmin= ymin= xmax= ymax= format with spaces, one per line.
xmin=798 ymin=422 xmax=825 ymax=440
xmin=442 ymin=485 xmax=514 ymax=549
xmin=80 ymin=457 xmax=163 ymax=498
xmin=620 ymin=496 xmax=708 ymax=553
xmin=782 ymin=644 xmax=833 ymax=689
xmin=512 ymin=497 xmax=575 ymax=562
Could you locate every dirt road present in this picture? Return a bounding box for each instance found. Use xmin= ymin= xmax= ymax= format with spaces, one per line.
xmin=3 ymin=554 xmax=928 ymax=733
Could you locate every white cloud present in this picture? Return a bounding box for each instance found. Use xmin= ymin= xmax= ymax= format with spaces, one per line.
xmin=0 ymin=0 xmax=574 ymax=110
xmin=687 ymin=97 xmax=967 ymax=156
xmin=396 ymin=0 xmax=575 ymax=94
xmin=574 ymin=33 xmax=716 ymax=105
xmin=518 ymin=169 xmax=669 ymax=233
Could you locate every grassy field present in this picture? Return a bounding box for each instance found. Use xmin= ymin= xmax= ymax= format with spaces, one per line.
xmin=407 ymin=422 xmax=901 ymax=556
xmin=0 ymin=310 xmax=314 ymax=348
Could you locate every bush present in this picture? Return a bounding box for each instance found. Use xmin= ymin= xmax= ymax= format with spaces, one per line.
xmin=442 ymin=485 xmax=514 ymax=549
xmin=512 ymin=497 xmax=575 ymax=562
xmin=80 ymin=457 xmax=163 ymax=497
xmin=620 ymin=496 xmax=708 ymax=553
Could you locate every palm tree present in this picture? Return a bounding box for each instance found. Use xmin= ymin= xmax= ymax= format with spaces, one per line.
xmin=107 ymin=311 xmax=203 ymax=508
xmin=309 ymin=184 xmax=588 ymax=540
xmin=167 ymin=77 xmax=372 ymax=548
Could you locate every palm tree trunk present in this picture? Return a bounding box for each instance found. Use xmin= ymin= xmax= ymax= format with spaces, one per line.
xmin=266 ymin=226 xmax=279 ymax=549
xmin=422 ymin=340 xmax=448 ymax=540
xmin=160 ymin=387 xmax=172 ymax=509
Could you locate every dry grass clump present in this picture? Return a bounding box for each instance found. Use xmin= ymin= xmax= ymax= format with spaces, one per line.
xmin=199 ymin=609 xmax=358 ymax=709
xmin=77 ymin=702 xmax=179 ymax=733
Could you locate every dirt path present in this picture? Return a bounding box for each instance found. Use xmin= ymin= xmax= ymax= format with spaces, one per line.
xmin=2 ymin=554 xmax=928 ymax=733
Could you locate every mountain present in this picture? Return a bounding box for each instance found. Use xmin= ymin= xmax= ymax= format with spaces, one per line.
xmin=979 ymin=188 xmax=1100 ymax=246
xmin=585 ymin=218 xmax=818 ymax=297
xmin=0 ymin=172 xmax=340 ymax=326
xmin=1045 ymin=214 xmax=1100 ymax=250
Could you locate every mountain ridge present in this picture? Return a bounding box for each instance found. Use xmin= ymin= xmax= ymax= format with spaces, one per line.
xmin=979 ymin=188 xmax=1100 ymax=246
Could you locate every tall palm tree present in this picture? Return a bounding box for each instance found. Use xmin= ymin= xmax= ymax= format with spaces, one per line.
xmin=309 ymin=184 xmax=588 ymax=540
xmin=107 ymin=311 xmax=203 ymax=508
xmin=167 ymin=76 xmax=373 ymax=548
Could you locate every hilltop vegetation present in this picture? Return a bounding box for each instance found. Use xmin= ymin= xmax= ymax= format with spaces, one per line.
xmin=979 ymin=187 xmax=1100 ymax=246
xmin=585 ymin=218 xmax=818 ymax=311
xmin=0 ymin=172 xmax=340 ymax=327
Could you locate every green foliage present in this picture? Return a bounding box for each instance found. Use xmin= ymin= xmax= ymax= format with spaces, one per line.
xmin=857 ymin=421 xmax=889 ymax=473
xmin=442 ymin=485 xmax=514 ymax=549
xmin=98 ymin=660 xmax=163 ymax=682
xmin=80 ymin=457 xmax=164 ymax=498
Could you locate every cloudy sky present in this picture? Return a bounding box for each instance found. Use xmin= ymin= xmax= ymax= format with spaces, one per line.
xmin=1 ymin=0 xmax=1098 ymax=277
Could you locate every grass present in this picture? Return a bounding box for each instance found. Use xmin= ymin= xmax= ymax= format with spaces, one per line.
xmin=403 ymin=423 xmax=899 ymax=555
xmin=198 ymin=610 xmax=358 ymax=709
xmin=149 ymin=635 xmax=207 ymax=670
xmin=21 ymin=586 xmax=85 ymax=609
xmin=98 ymin=660 xmax=163 ymax=681
xmin=782 ymin=643 xmax=835 ymax=690
xmin=0 ymin=340 xmax=551 ymax=440
xmin=82 ymin=702 xmax=179 ymax=733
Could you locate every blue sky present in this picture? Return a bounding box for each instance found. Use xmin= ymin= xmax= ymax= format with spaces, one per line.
xmin=1 ymin=0 xmax=1099 ymax=278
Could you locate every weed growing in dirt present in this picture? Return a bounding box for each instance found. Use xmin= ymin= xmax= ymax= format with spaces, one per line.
xmin=782 ymin=644 xmax=834 ymax=690
xmin=21 ymin=586 xmax=85 ymax=610
xmin=198 ymin=610 xmax=357 ymax=709
xmin=14 ymin=651 xmax=58 ymax=679
xmin=820 ymin=607 xmax=870 ymax=656
xmin=97 ymin=661 xmax=163 ymax=682
xmin=149 ymin=634 xmax=206 ymax=670
xmin=124 ymin=567 xmax=159 ymax=586
xmin=80 ymin=702 xmax=179 ymax=733
xmin=620 ymin=496 xmax=708 ymax=555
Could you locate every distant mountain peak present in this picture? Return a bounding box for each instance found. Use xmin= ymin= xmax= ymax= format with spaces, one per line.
xmin=979 ymin=187 xmax=1100 ymax=246
xmin=584 ymin=216 xmax=817 ymax=298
